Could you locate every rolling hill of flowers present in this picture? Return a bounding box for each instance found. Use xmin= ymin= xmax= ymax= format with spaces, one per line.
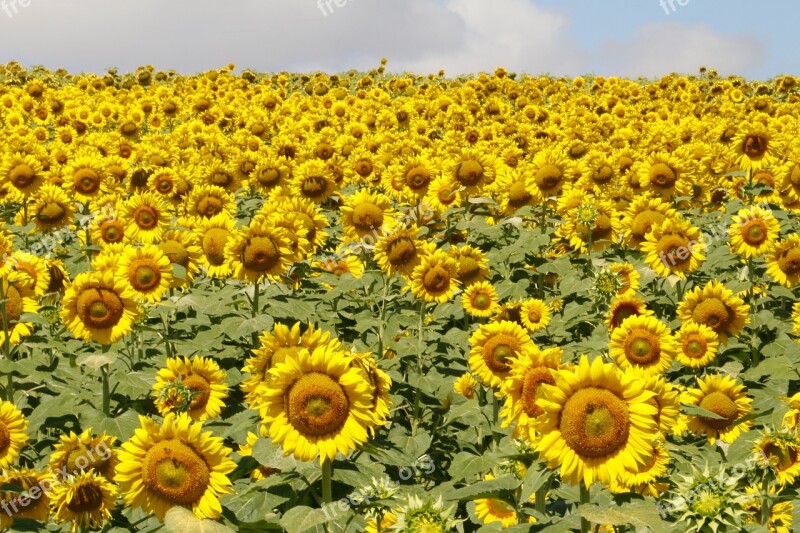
xmin=0 ymin=60 xmax=798 ymax=532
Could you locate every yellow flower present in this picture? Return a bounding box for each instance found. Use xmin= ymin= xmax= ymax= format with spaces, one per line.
xmin=123 ymin=191 xmax=171 ymax=244
xmin=48 ymin=428 xmax=118 ymax=481
xmin=609 ymin=315 xmax=677 ymax=376
xmin=641 ymin=217 xmax=705 ymax=279
xmin=498 ymin=347 xmax=561 ymax=438
xmin=115 ymin=412 xmax=236 ymax=520
xmin=409 ymin=249 xmax=460 ymax=304
xmin=461 ymin=281 xmax=499 ymax=318
xmin=339 ymin=188 xmax=396 ymax=242
xmin=0 ymin=399 xmax=29 ymax=469
xmin=520 ymin=298 xmax=551 ymax=332
xmin=729 ymin=205 xmax=780 ymax=258
xmin=51 ymin=470 xmax=118 ymax=532
xmin=454 ymin=373 xmax=478 ymax=399
xmin=766 ymin=234 xmax=800 ymax=287
xmin=0 ymin=271 xmax=40 ymax=346
xmin=224 ymin=217 xmax=295 ymax=282
xmin=158 ymin=229 xmax=203 ymax=289
xmin=258 ymin=345 xmax=379 ymax=464
xmin=60 ymin=270 xmax=141 ymax=345
xmin=152 ymin=356 xmax=229 ymax=421
xmin=195 ymin=214 xmax=236 ymax=279
xmin=0 ymin=468 xmax=51 ymax=529
xmin=116 ymin=244 xmax=173 ymax=303
xmin=534 ymin=355 xmax=658 ymax=488
xmin=677 ymin=280 xmax=750 ymax=343
xmin=469 ymin=321 xmax=536 ymax=388
xmin=675 ymin=322 xmax=720 ymax=368
xmin=683 ymin=374 xmax=753 ymax=444
xmin=374 ymin=226 xmax=432 ymax=278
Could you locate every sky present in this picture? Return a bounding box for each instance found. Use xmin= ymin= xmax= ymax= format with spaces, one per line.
xmin=0 ymin=0 xmax=794 ymax=79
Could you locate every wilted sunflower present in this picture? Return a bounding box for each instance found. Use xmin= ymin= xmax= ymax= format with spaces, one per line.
xmin=0 ymin=399 xmax=29 ymax=469
xmin=224 ymin=218 xmax=294 ymax=282
xmin=677 ymin=280 xmax=750 ymax=343
xmin=0 ymin=271 xmax=41 ymax=346
xmin=683 ymin=374 xmax=753 ymax=444
xmin=123 ymin=191 xmax=171 ymax=244
xmin=641 ymin=217 xmax=705 ymax=279
xmin=742 ymin=485 xmax=793 ymax=533
xmin=195 ymin=214 xmax=236 ymax=278
xmin=469 ymin=321 xmax=536 ymax=388
xmin=533 ymin=355 xmax=658 ymax=488
xmin=158 ymin=229 xmax=203 ymax=289
xmin=767 ymin=235 xmax=800 ymax=287
xmin=461 ymin=280 xmax=499 ymax=318
xmin=729 ymin=205 xmax=780 ymax=258
xmin=116 ymin=244 xmax=173 ymax=303
xmin=374 ymin=226 xmax=432 ymax=278
xmin=152 ymin=356 xmax=228 ymax=421
xmin=0 ymin=468 xmax=51 ymax=529
xmin=115 ymin=412 xmax=236 ymax=520
xmin=498 ymin=346 xmax=561 ymax=439
xmin=258 ymin=345 xmax=379 ymax=463
xmin=51 ymin=470 xmax=117 ymax=532
xmin=28 ymin=183 xmax=75 ymax=232
xmin=609 ymin=315 xmax=677 ymax=376
xmin=409 ymin=248 xmax=460 ymax=304
xmin=675 ymin=322 xmax=720 ymax=368
xmin=339 ymin=188 xmax=396 ymax=242
xmin=60 ymin=270 xmax=140 ymax=345
xmin=49 ymin=428 xmax=117 ymax=482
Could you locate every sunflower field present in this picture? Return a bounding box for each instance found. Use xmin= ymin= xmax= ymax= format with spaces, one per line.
xmin=0 ymin=61 xmax=799 ymax=532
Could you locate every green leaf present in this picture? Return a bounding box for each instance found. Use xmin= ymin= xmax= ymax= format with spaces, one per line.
xmin=449 ymin=451 xmax=500 ymax=482
xmin=519 ymin=462 xmax=549 ymax=504
xmin=279 ymin=506 xmax=331 ymax=533
xmin=76 ymin=351 xmax=117 ymax=372
xmin=681 ymin=403 xmax=725 ymax=420
xmin=580 ymin=501 xmax=673 ymax=533
xmin=446 ymin=475 xmax=520 ymax=501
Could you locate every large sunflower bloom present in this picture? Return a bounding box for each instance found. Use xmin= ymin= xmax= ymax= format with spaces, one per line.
xmin=677 ymin=280 xmax=750 ymax=343
xmin=0 ymin=399 xmax=29 ymax=469
xmin=683 ymin=374 xmax=753 ymax=444
xmin=498 ymin=347 xmax=561 ymax=439
xmin=258 ymin=345 xmax=379 ymax=464
xmin=675 ymin=322 xmax=720 ymax=368
xmin=60 ymin=270 xmax=140 ymax=345
xmin=609 ymin=315 xmax=677 ymax=376
xmin=728 ymin=205 xmax=780 ymax=258
xmin=152 ymin=356 xmax=229 ymax=421
xmin=115 ymin=412 xmax=236 ymax=520
xmin=0 ymin=468 xmax=51 ymax=529
xmin=533 ymin=355 xmax=659 ymax=488
xmin=767 ymin=235 xmax=800 ymax=287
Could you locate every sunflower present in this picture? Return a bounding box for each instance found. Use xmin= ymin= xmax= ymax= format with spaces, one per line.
xmin=729 ymin=205 xmax=780 ymax=258
xmin=444 ymin=149 xmax=499 ymax=195
xmin=248 ymin=155 xmax=292 ymax=194
xmin=115 ymin=412 xmax=235 ymax=520
xmin=158 ymin=229 xmax=203 ymax=289
xmin=525 ymin=148 xmax=571 ymax=197
xmin=116 ymin=244 xmax=173 ymax=303
xmin=242 ymin=322 xmax=341 ymax=409
xmin=51 ymin=470 xmax=117 ymax=532
xmin=0 ymin=468 xmax=51 ymax=529
xmin=609 ymin=315 xmax=677 ymax=376
xmin=60 ymin=270 xmax=140 ymax=345
xmin=385 ymin=154 xmax=439 ymax=201
xmin=641 ymin=217 xmax=705 ymax=279
xmin=48 ymin=428 xmax=118 ymax=481
xmin=620 ymin=197 xmax=680 ymax=249
xmin=393 ymin=495 xmax=460 ymax=533
xmin=426 ymin=174 xmax=464 ymax=213
xmin=28 ymin=183 xmax=75 ymax=232
xmin=0 ymin=153 xmax=45 ymax=200
xmin=339 ymin=188 xmax=396 ymax=242
xmin=732 ymin=121 xmax=778 ymax=171
xmin=675 ymin=322 xmax=720 ymax=368
xmin=520 ymin=299 xmax=551 ymax=333
xmin=237 ymin=431 xmax=280 ymax=481
xmin=450 ymin=245 xmax=490 ymax=287
xmin=0 ymin=399 xmax=29 ymax=469
xmin=63 ymin=155 xmax=108 ymax=203
xmin=767 ymin=235 xmax=800 ymax=287
xmin=498 ymin=346 xmax=561 ymax=438
xmin=258 ymin=344 xmax=379 ymax=464
xmin=195 ymin=214 xmax=236 ymax=278
xmin=8 ymin=250 xmax=51 ymax=297
xmin=374 ymin=226 xmax=432 ymax=278
xmin=224 ymin=218 xmax=294 ymax=283
xmin=474 ymin=493 xmax=517 ymax=528
xmin=742 ymin=485 xmax=793 ymax=533
xmin=677 ymin=280 xmax=750 ymax=343
xmin=613 ymin=440 xmax=670 ymax=497
xmin=461 ymin=281 xmax=499 ymax=318
xmin=0 ymin=271 xmax=41 ymax=346
xmin=292 ymin=160 xmax=338 ymax=204
xmin=469 ymin=321 xmax=535 ymax=388
xmin=152 ymin=356 xmax=229 ymax=421
xmin=185 ymin=184 xmax=236 ymax=220
xmin=634 ymin=370 xmax=680 ymax=435
xmin=349 ymin=350 xmax=393 ymax=431
xmin=753 ymin=428 xmax=800 ymax=487
xmin=533 ymin=355 xmax=658 ymax=488
xmin=637 ymin=151 xmax=692 ymax=200
xmin=454 ymin=373 xmax=478 ymax=399
xmin=123 ymin=191 xmax=171 ymax=244
xmin=312 ymin=251 xmax=365 ymax=283
xmin=88 ymin=209 xmax=129 ymax=248
xmin=408 ymin=248 xmax=460 ymax=304
xmin=606 ymin=262 xmax=640 ymax=297
xmin=275 ymin=197 xmax=329 ymax=253
xmin=683 ymin=374 xmax=753 ymax=444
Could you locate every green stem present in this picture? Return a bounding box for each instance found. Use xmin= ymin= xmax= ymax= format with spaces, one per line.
xmin=321 ymin=459 xmax=333 ymax=504
xmin=101 ymin=364 xmax=110 ymax=416
xmin=535 ymin=477 xmax=550 ymax=515
xmin=376 ymin=277 xmax=390 ymax=358
xmin=251 ymin=280 xmax=261 ymax=347
xmin=491 ymin=391 xmax=501 ymax=446
xmin=761 ymin=476 xmax=771 ymax=526
xmin=580 ymin=483 xmax=591 ymax=533
xmin=411 ymin=301 xmax=426 ymax=435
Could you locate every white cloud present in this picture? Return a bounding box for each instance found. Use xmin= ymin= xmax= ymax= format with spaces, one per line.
xmin=597 ymin=22 xmax=765 ymax=78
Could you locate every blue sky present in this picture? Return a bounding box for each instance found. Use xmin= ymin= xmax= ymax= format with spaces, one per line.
xmin=0 ymin=0 xmax=793 ymax=78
